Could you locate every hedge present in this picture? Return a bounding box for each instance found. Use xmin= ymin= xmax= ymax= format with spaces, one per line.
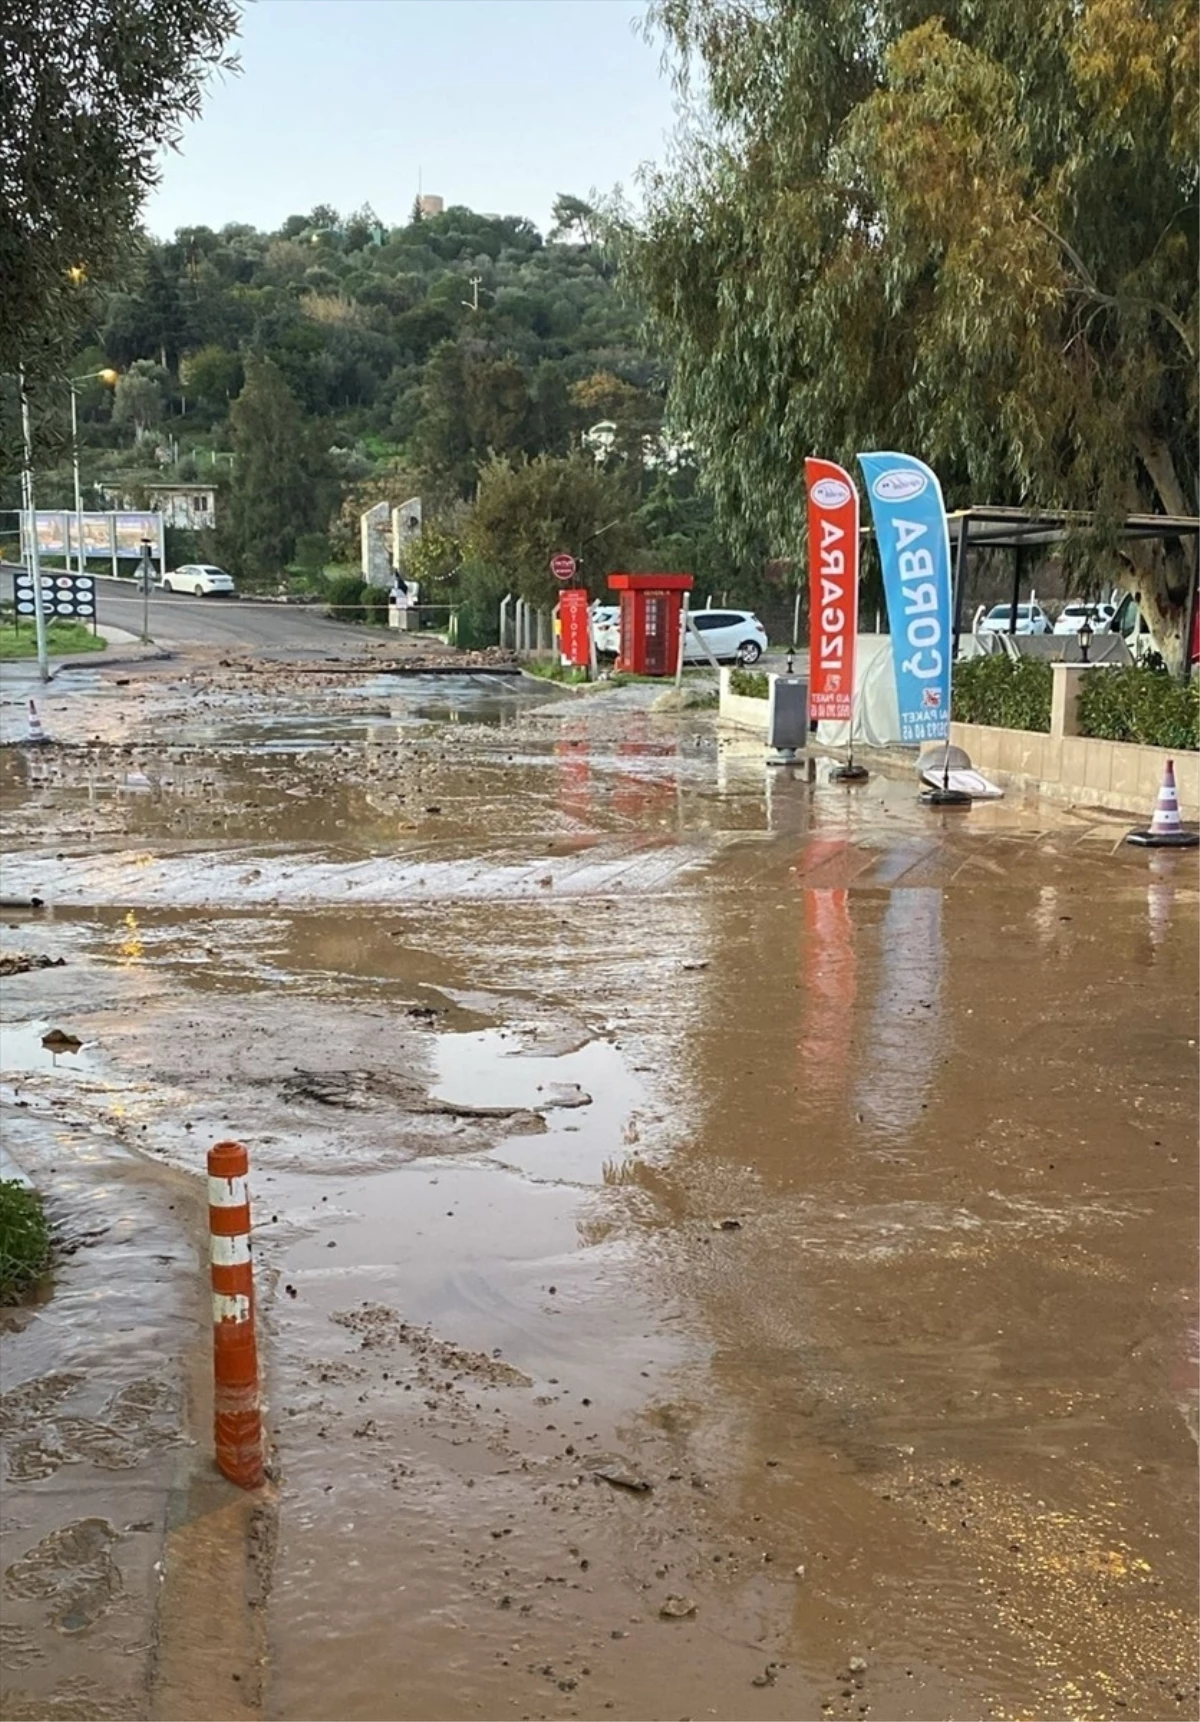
xmin=729 ymin=668 xmax=770 ymax=699
xmin=1077 ymin=666 xmax=1199 ymax=750
xmin=951 ymin=655 xmax=1052 ymax=732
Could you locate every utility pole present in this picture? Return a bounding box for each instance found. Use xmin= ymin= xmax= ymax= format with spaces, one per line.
xmin=462 ymin=275 xmax=484 ymax=312
xmin=139 ymin=538 xmax=153 ymax=644
xmin=18 ymin=368 xmax=50 ymax=683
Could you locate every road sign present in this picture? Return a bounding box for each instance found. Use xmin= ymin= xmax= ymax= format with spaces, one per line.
xmin=559 ymin=586 xmax=591 ymax=667
xmin=550 ymin=552 xmax=577 ymax=583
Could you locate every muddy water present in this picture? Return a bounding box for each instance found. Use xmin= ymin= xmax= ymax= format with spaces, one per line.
xmin=1 ymin=674 xmax=1197 ymax=1721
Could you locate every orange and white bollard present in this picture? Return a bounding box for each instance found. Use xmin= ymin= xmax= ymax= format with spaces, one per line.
xmin=207 ymin=1140 xmax=264 ymax=1488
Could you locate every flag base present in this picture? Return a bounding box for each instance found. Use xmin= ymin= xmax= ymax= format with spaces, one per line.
xmin=830 ymin=762 xmax=869 ymax=783
xmin=919 ymin=785 xmax=973 ymax=807
xmin=1126 ymin=828 xmax=1199 ymax=848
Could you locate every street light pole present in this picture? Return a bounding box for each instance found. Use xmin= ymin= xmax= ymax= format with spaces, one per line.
xmin=71 ymin=381 xmax=84 ymax=576
xmin=18 ymin=367 xmax=50 ymax=684
xmin=67 ymin=369 xmax=117 ymax=578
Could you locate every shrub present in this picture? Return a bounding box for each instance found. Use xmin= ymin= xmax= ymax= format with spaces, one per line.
xmin=730 ymin=668 xmax=769 ymax=699
xmin=952 ymin=655 xmax=1052 ymax=731
xmin=362 ymin=584 xmax=391 ymax=625
xmin=325 ymin=574 xmax=368 ymax=619
xmin=0 ymin=1180 xmax=51 ymax=1303
xmin=1077 ymin=665 xmax=1199 ymax=750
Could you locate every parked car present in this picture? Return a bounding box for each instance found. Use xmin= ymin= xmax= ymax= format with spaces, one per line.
xmin=976 ymin=602 xmax=1052 ymax=636
xmin=1053 ymin=601 xmax=1116 ymax=636
xmin=159 ymin=563 xmax=237 ymax=597
xmin=590 ymin=604 xmax=621 ymax=656
xmin=684 ymin=609 xmax=768 ymax=664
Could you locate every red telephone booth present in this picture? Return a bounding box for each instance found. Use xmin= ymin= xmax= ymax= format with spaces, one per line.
xmin=607 ymin=572 xmax=694 ymax=676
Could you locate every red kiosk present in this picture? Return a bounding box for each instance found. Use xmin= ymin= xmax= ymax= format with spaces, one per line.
xmin=607 ymin=572 xmax=693 ymax=676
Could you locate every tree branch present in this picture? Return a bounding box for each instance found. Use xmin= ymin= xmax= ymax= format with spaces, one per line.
xmin=1031 ymin=213 xmax=1196 ymax=361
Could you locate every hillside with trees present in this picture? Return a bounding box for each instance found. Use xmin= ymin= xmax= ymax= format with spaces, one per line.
xmin=21 ymin=197 xmax=777 ymax=638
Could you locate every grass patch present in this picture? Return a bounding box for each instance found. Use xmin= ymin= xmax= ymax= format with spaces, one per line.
xmin=0 ymin=1179 xmax=51 ymax=1303
xmin=524 ymin=661 xmax=591 ymax=684
xmin=0 ymin=622 xmax=106 ymax=661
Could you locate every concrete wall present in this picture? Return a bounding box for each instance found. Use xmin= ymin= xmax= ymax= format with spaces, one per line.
xmin=949 ymin=721 xmax=1199 ymax=818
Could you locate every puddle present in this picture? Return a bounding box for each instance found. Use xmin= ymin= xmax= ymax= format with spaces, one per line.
xmin=0 ymin=1019 xmax=103 ymax=1076
xmin=432 ymin=1028 xmax=652 ymax=1183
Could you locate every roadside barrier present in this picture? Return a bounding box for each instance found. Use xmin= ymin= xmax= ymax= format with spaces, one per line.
xmin=1126 ymin=757 xmax=1199 ymax=849
xmin=207 ymin=1140 xmax=264 ymax=1487
xmin=25 ymin=699 xmax=48 ymax=745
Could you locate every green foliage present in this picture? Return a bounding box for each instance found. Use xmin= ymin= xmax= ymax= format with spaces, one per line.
xmin=633 ymin=0 xmax=1198 ymax=667
xmin=325 ymin=574 xmax=368 ymax=618
xmin=952 ymin=655 xmax=1052 ymax=732
xmin=1077 ymin=665 xmax=1200 ymax=750
xmin=222 ymin=357 xmax=338 ymax=581
xmin=0 ymin=1179 xmax=51 ymax=1303
xmin=0 ymin=0 xmax=238 ymax=379
xmin=524 ymin=661 xmax=590 ymax=684
xmin=362 ymin=584 xmax=391 ymax=625
xmin=112 ymin=361 xmax=166 ymax=442
xmin=729 ymin=668 xmax=769 ymax=699
xmin=452 ymin=561 xmax=512 ymax=648
xmin=467 ymin=455 xmax=639 ymax=606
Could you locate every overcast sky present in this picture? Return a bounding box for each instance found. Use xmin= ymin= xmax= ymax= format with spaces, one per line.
xmin=144 ymin=0 xmax=679 ymax=239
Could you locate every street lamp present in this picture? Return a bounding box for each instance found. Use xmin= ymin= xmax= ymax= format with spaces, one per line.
xmin=69 ymin=368 xmax=118 ymax=574
xmin=1078 ymin=613 xmax=1094 ymax=664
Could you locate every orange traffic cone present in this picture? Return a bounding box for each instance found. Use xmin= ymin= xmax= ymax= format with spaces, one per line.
xmin=24 ymin=699 xmax=49 ymax=746
xmin=1126 ymin=758 xmax=1199 ymax=848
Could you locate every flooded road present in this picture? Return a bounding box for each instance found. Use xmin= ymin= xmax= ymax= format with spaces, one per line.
xmin=1 ymin=664 xmax=1196 ymax=1721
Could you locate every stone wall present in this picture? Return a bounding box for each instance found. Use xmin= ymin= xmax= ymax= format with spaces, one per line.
xmin=948 ymin=722 xmax=1199 ymax=818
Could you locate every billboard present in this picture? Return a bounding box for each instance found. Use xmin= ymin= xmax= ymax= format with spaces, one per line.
xmin=22 ymin=511 xmax=165 ymax=564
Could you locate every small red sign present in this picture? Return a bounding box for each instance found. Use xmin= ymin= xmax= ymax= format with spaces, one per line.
xmin=559 ymin=587 xmax=591 ymax=667
xmin=550 ymin=551 xmax=577 ymax=583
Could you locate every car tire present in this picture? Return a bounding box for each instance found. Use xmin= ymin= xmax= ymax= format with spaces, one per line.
xmin=737 ymin=641 xmax=763 ymax=664
xmin=161 ymin=579 xmax=174 ymax=593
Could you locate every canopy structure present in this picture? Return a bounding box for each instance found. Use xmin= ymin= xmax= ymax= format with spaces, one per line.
xmin=946 ymin=507 xmax=1200 ymax=673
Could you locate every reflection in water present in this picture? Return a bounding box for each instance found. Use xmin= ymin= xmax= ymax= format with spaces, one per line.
xmin=118 ymin=909 xmax=144 ymax=964
xmin=797 ymin=887 xmax=857 ymax=1112
xmin=1147 ymin=853 xmax=1176 ymax=950
xmin=555 ymin=731 xmax=593 ymax=826
xmin=1031 ymin=883 xmax=1061 ymax=945
xmin=853 ymin=888 xmax=944 ymax=1139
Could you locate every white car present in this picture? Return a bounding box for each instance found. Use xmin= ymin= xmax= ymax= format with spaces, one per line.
xmin=160 ymin=563 xmax=237 ymax=597
xmin=590 ymin=604 xmax=621 ymax=656
xmin=977 ymin=602 xmax=1052 ymax=636
xmin=684 ymin=608 xmax=768 ymax=664
xmin=1052 ymin=601 xmax=1116 ymax=636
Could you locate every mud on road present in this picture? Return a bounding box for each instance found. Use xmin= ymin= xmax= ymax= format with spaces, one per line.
xmin=1 ymin=654 xmax=1197 ymax=1722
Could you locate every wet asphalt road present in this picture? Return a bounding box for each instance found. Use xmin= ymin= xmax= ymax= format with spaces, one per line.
xmin=90 ymin=576 xmax=388 ymax=655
